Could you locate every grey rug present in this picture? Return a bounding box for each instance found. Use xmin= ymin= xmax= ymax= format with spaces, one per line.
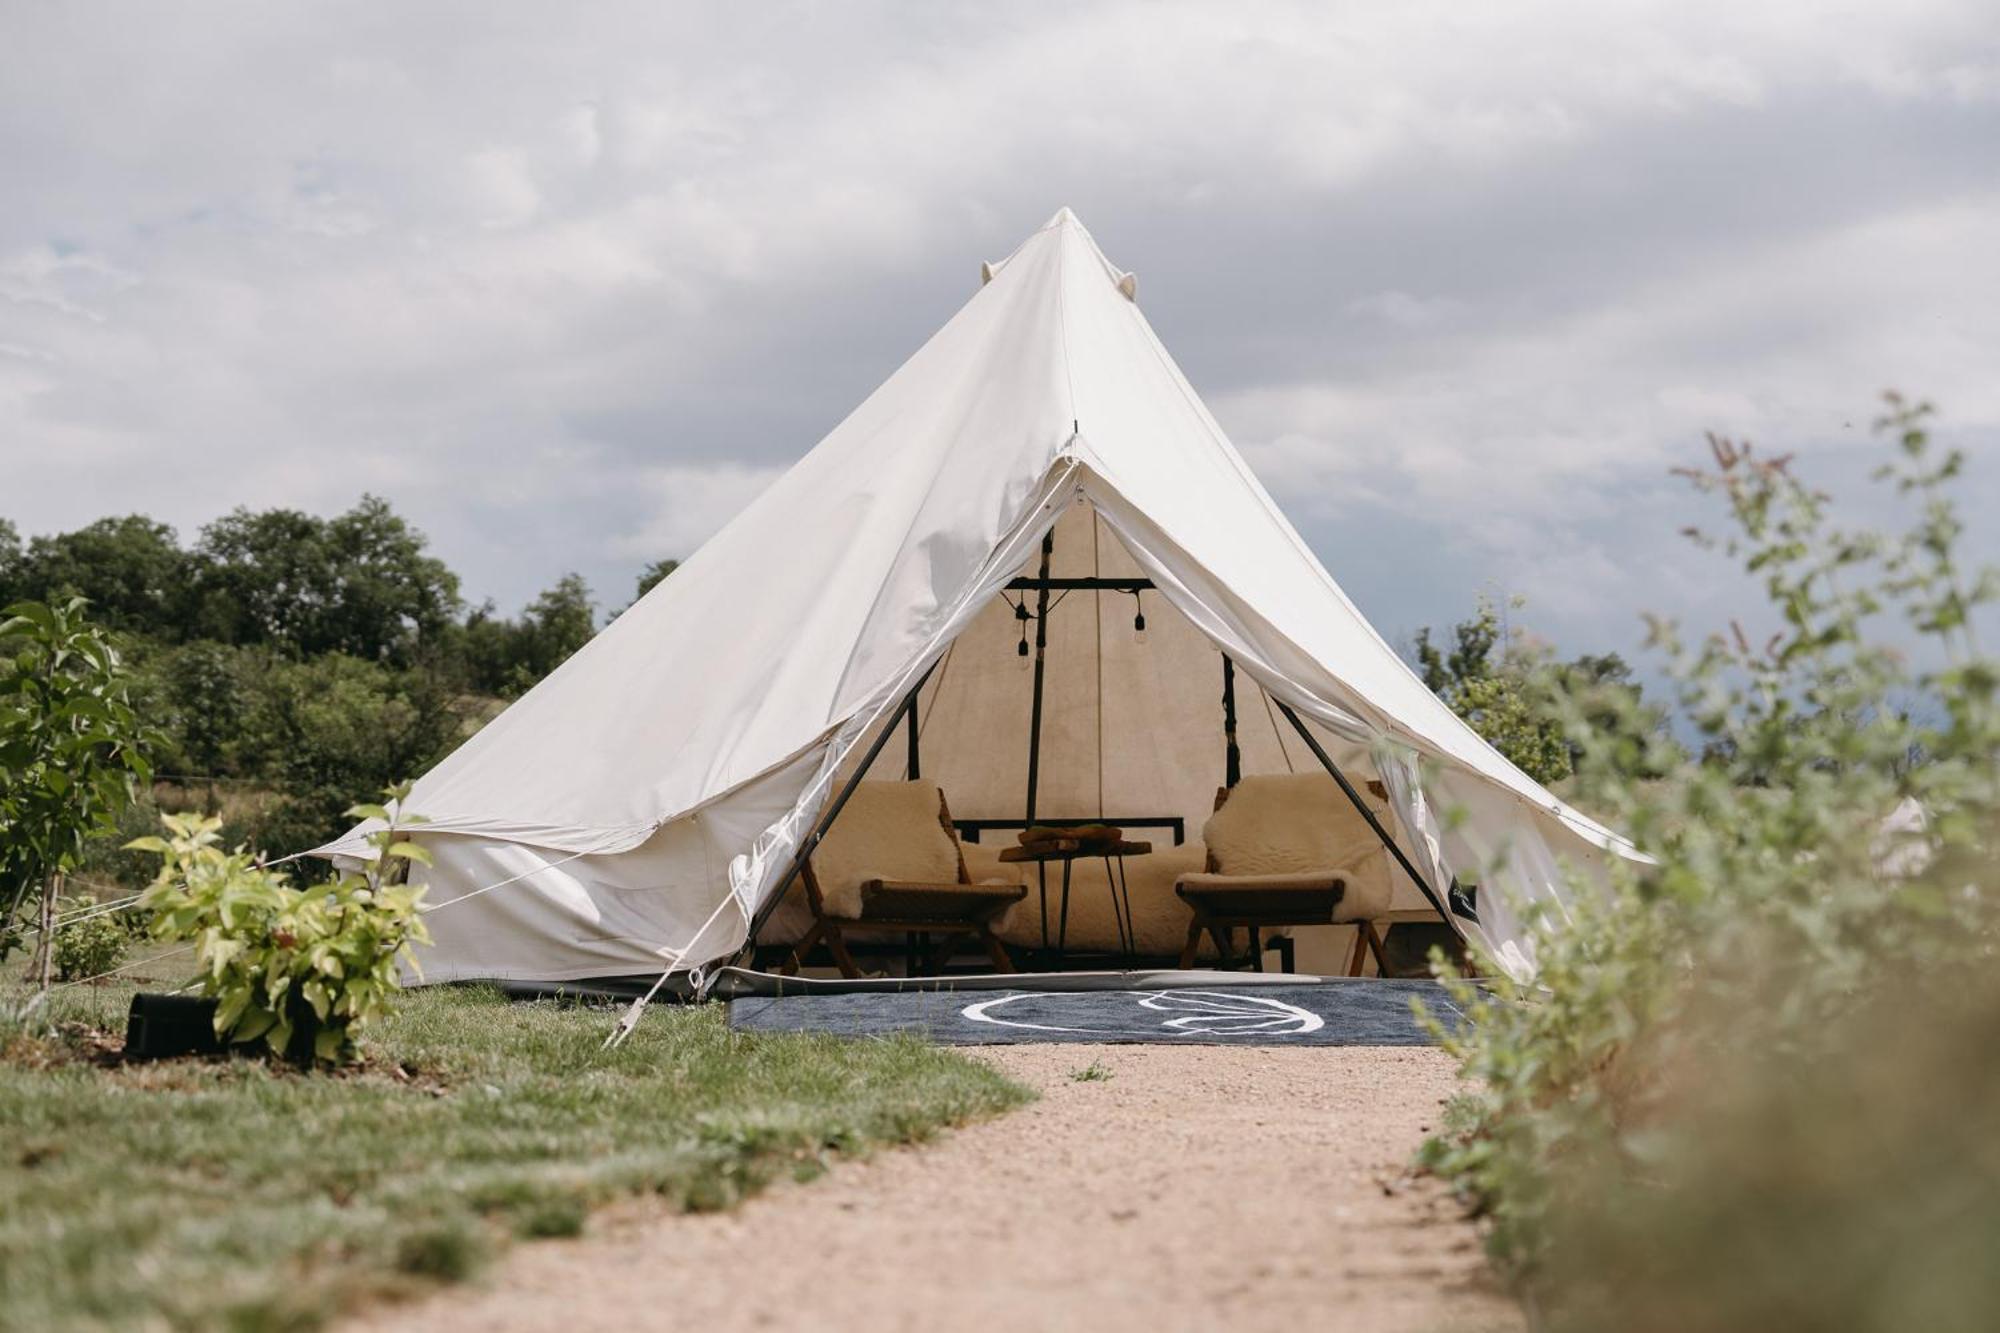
xmin=726 ymin=979 xmax=1462 ymax=1046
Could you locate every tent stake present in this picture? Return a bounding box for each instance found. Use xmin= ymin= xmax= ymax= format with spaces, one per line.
xmin=1274 ymin=701 xmax=1454 ymax=924
xmin=741 ymin=658 xmax=941 ymax=953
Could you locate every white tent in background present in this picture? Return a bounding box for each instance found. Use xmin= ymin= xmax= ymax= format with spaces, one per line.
xmin=319 ymin=209 xmax=1637 ymax=985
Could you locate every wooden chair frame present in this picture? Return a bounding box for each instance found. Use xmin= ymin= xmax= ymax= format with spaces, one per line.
xmin=779 ymin=788 xmax=1025 ymax=979
xmin=1175 ymin=785 xmax=1390 ymax=976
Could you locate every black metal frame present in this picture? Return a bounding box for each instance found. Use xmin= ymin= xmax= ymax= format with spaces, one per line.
xmin=1022 ymin=533 xmax=1055 ymax=825
xmin=1003 ymin=576 xmax=1154 ymax=594
xmin=951 ymin=814 xmax=1185 ymax=845
xmin=1222 ymin=655 xmax=1241 ymax=788
xmin=1014 ymin=545 xmax=1164 ymax=831
xmin=1273 ymin=700 xmax=1456 ymax=926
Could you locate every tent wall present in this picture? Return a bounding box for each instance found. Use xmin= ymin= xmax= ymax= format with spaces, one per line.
xmin=402 ymin=746 xmax=819 ymax=984
xmin=349 ymin=209 xmax=1635 ymax=987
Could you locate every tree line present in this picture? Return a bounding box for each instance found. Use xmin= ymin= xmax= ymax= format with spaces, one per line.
xmin=0 ymin=498 xmax=674 ymax=869
xmin=5 ymin=489 xmax=1654 ymax=867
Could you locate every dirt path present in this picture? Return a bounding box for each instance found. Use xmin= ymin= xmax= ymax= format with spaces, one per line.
xmin=355 ymin=1045 xmax=1519 ymax=1333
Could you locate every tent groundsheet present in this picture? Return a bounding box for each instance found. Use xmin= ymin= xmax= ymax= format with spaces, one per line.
xmin=726 ymin=979 xmax=1465 ymax=1046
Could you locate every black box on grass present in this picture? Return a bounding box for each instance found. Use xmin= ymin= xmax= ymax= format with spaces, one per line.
xmin=124 ymin=993 xmax=227 ymax=1060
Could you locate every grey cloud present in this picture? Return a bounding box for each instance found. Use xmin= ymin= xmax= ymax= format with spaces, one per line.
xmin=2 ymin=0 xmax=1996 ymax=662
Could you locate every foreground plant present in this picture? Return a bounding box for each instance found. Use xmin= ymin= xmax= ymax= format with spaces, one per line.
xmin=1419 ymin=396 xmax=1999 ymax=1323
xmin=0 ymin=598 xmax=154 ymax=989
xmin=133 ymin=788 xmax=432 ymax=1063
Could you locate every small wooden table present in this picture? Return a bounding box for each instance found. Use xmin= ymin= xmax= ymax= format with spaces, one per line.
xmin=998 ymin=838 xmax=1152 ymax=961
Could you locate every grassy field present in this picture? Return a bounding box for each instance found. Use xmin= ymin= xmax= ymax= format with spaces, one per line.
xmin=0 ymin=964 xmax=1030 ymax=1331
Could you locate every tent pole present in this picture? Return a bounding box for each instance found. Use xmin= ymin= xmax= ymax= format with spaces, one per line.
xmin=905 ymin=691 xmax=921 ymax=780
xmin=740 ymin=658 xmax=940 ymax=952
xmin=1022 ymin=530 xmax=1054 ymax=826
xmin=1274 ymin=701 xmax=1454 ymax=924
xmin=1222 ymin=655 xmax=1241 ymax=788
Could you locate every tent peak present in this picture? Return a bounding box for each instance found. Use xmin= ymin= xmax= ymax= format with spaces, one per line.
xmin=978 ymin=208 xmax=1135 ymax=302
xmin=983 ymin=208 xmax=1130 ymax=300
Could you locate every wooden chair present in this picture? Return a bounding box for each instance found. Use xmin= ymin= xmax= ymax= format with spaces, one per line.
xmin=780 ymin=781 xmax=1027 ymax=979
xmin=1174 ymin=776 xmax=1394 ymax=974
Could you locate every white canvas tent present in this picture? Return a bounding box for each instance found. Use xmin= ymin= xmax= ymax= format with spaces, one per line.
xmin=320 ymin=208 xmax=1637 ymax=985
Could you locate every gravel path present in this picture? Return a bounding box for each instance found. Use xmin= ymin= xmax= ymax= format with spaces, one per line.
xmin=355 ymin=1045 xmax=1519 ymax=1332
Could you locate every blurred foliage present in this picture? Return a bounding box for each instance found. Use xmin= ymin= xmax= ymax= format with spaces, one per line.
xmin=1417 ymin=395 xmax=1999 ymax=1332
xmin=49 ymin=895 xmax=128 ymax=983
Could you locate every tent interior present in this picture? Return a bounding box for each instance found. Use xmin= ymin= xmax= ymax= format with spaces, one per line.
xmin=752 ymin=498 xmax=1442 ymax=978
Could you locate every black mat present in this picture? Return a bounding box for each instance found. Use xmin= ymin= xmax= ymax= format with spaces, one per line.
xmin=726 ymin=979 xmax=1462 ymax=1046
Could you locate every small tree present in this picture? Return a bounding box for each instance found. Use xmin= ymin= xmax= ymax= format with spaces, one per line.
xmin=507 ymin=573 xmax=596 ymax=692
xmin=632 ymin=557 xmax=679 ymax=603
xmin=0 ymin=599 xmax=154 ymax=987
xmin=1414 ymin=598 xmax=1574 ymax=783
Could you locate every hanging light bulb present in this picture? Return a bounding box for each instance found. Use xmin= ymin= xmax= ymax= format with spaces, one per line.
xmin=1132 ymin=591 xmax=1148 ymax=645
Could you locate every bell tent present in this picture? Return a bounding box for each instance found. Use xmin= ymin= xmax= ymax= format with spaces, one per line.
xmin=319 ymin=208 xmax=1635 ymax=987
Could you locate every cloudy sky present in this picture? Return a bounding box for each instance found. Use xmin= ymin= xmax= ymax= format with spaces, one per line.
xmin=4 ymin=1 xmax=1996 ymax=665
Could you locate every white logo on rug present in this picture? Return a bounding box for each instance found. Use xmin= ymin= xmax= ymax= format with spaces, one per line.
xmin=959 ymin=989 xmax=1326 ymax=1038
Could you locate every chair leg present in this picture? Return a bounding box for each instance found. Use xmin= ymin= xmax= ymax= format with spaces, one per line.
xmin=1277 ymin=935 xmax=1295 ymax=974
xmin=980 ymin=927 xmax=1015 ymax=973
xmin=1346 ymin=924 xmax=1370 ymax=977
xmin=1363 ymin=922 xmax=1389 ymax=975
xmin=782 ymin=921 xmax=826 ymax=976
xmin=1248 ymin=925 xmax=1264 ymax=973
xmin=1178 ymin=915 xmax=1205 ymax=969
xmin=824 ymin=925 xmax=862 ymax=979
xmin=924 ymin=932 xmax=959 ymax=975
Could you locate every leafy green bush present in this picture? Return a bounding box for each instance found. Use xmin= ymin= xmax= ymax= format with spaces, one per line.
xmin=50 ymin=896 xmax=130 ymax=982
xmin=133 ymin=793 xmax=433 ymax=1063
xmin=1418 ymin=396 xmax=1999 ymax=1321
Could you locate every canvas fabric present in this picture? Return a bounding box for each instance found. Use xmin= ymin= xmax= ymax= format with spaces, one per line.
xmin=319 ymin=209 xmax=1638 ymax=984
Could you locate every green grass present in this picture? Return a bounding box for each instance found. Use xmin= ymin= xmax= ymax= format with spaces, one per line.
xmin=0 ymin=969 xmax=1030 ymax=1331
